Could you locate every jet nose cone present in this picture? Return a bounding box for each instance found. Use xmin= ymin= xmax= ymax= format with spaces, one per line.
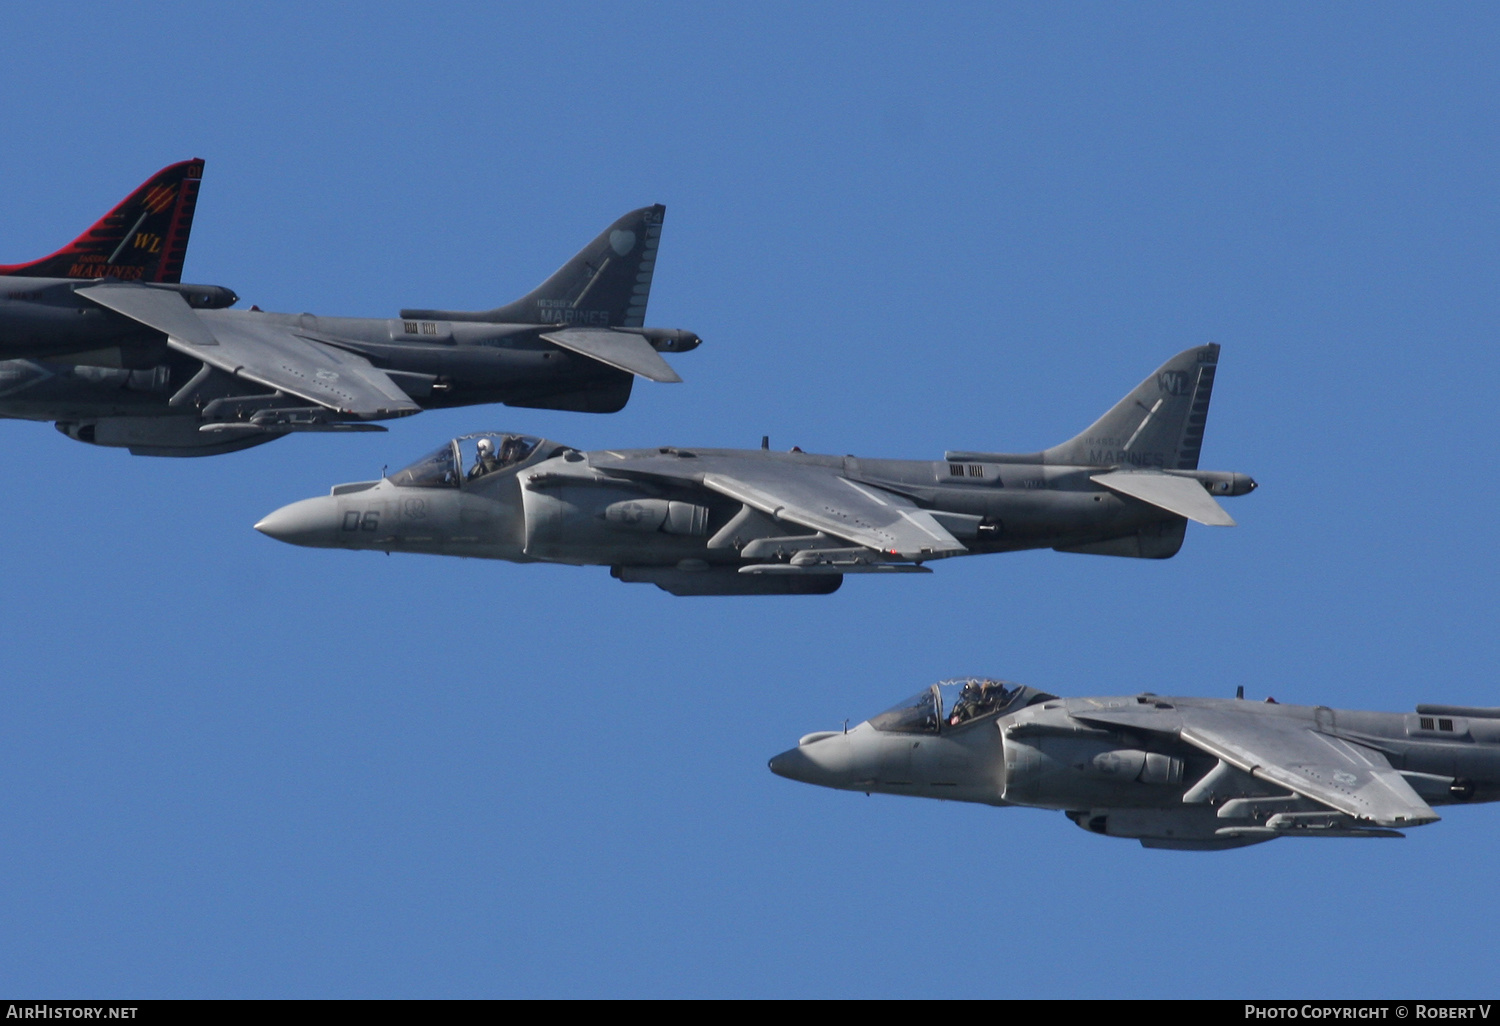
xmin=768 ymin=747 xmax=817 ymax=783
xmin=768 ymin=731 xmax=853 ymax=787
xmin=254 ymin=496 xmax=339 ymax=547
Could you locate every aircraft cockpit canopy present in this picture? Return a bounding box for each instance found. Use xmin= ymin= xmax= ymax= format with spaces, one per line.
xmin=869 ymin=678 xmax=1045 ymax=734
xmin=388 ymin=432 xmax=556 ymax=488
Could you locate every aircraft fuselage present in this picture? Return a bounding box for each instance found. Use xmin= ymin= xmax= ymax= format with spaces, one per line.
xmin=257 ymin=443 xmax=1255 ymax=576
xmin=0 ymin=288 xmax=702 ymax=459
xmin=770 ymin=688 xmax=1500 ymax=849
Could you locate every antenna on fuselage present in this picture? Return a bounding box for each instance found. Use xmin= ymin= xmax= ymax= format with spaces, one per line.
xmin=761 ymin=436 xmax=769 ymax=450
xmin=1236 ymin=685 xmax=1244 ymax=700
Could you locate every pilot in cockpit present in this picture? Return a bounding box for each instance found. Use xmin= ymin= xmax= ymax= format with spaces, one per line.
xmin=469 ymin=437 xmax=500 ymax=480
xmin=948 ymin=679 xmax=1009 ymax=726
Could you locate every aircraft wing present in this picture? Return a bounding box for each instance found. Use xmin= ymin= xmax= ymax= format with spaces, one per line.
xmin=589 ymin=453 xmax=967 ymax=559
xmin=77 ymin=283 xmax=420 ymax=419
xmin=1175 ymin=706 xmax=1439 ymax=827
xmin=539 ymin=328 xmax=681 ymax=383
xmin=1091 ymin=470 xmax=1235 ymax=526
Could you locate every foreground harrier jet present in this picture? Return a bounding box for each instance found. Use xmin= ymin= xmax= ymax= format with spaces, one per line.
xmin=769 ymin=678 xmax=1500 ymax=849
xmin=256 ymin=344 xmax=1254 ymax=595
xmin=0 ymin=161 xmax=699 ymax=455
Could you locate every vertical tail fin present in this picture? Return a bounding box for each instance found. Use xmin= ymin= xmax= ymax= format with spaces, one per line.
xmin=1043 ymin=344 xmax=1220 ymax=470
xmin=402 ymin=205 xmax=666 ymax=327
xmin=0 ymin=159 xmax=205 ymax=283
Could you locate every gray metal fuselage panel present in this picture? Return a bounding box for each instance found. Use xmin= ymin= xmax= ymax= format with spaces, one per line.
xmin=0 ymin=277 xmax=163 ymax=356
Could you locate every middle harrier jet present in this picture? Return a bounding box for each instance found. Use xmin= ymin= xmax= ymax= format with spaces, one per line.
xmin=256 ymin=345 xmax=1255 ymax=595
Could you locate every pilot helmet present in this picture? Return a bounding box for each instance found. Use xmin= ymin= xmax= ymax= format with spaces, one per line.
xmin=477 ymin=438 xmax=494 ymax=455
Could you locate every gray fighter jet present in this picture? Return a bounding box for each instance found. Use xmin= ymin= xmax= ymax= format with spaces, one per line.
xmin=255 ymin=344 xmax=1254 ymax=595
xmin=0 ymin=161 xmax=698 ymax=456
xmin=769 ymin=678 xmax=1500 ymax=849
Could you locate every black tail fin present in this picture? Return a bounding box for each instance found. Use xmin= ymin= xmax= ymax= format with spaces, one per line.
xmin=0 ymin=159 xmax=204 ymax=283
xmin=1042 ymin=344 xmax=1220 ymax=470
xmin=402 ymin=205 xmax=665 ymax=327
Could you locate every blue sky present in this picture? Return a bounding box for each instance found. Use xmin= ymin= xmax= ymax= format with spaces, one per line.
xmin=1 ymin=4 xmax=1497 ymax=998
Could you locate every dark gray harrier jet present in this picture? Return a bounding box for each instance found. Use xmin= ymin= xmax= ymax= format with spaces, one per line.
xmin=256 ymin=345 xmax=1254 ymax=595
xmin=770 ymin=677 xmax=1500 ymax=849
xmin=0 ymin=161 xmax=698 ymax=456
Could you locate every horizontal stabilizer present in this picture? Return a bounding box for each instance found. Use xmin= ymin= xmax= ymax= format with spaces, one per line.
xmin=1091 ymin=471 xmax=1236 ymax=526
xmin=540 ymin=328 xmax=682 ymax=383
